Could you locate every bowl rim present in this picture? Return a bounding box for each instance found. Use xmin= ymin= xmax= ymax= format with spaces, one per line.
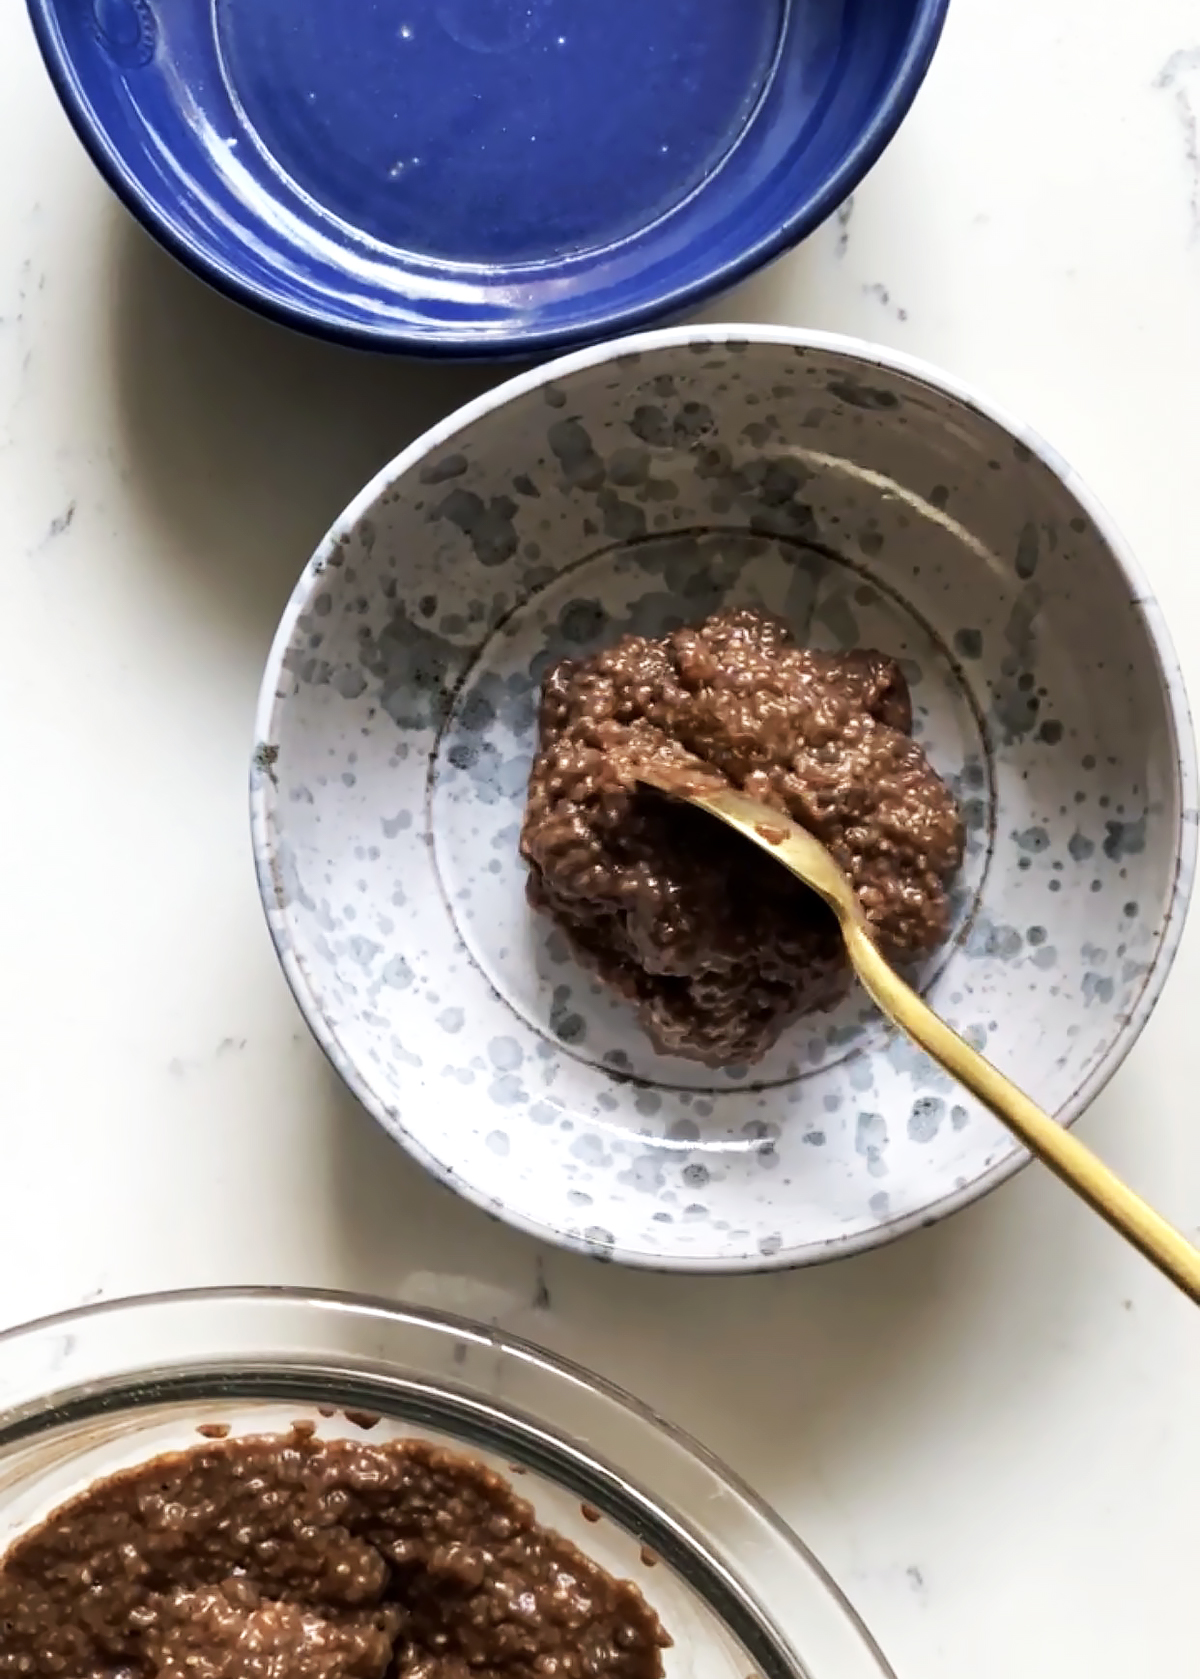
xmin=251 ymin=321 xmax=1199 ymax=1272
xmin=23 ymin=0 xmax=950 ymax=356
xmin=0 ymin=1285 xmax=898 ymax=1679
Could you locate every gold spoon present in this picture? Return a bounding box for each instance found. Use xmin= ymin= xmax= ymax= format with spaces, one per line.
xmin=637 ymin=765 xmax=1200 ymax=1304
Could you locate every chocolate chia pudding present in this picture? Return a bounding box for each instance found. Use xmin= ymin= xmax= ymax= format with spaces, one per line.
xmin=520 ymin=607 xmax=964 ymax=1066
xmin=0 ymin=1426 xmax=670 ymax=1679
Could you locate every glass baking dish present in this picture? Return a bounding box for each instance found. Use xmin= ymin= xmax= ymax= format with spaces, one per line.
xmin=0 ymin=1288 xmax=891 ymax=1679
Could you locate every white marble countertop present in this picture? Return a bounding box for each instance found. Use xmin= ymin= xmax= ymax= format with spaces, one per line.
xmin=3 ymin=1 xmax=1199 ymax=1672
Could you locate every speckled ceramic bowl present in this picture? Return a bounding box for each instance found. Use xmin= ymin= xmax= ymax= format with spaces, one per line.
xmin=251 ymin=325 xmax=1197 ymax=1271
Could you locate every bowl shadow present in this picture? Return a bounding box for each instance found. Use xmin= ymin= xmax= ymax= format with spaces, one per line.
xmin=108 ymin=216 xmax=510 ymax=659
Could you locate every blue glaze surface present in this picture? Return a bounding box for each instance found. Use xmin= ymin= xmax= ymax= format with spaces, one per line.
xmin=27 ymin=0 xmax=948 ymax=354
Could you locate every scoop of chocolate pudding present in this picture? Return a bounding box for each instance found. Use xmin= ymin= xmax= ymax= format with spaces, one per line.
xmin=520 ymin=607 xmax=964 ymax=1066
xmin=0 ymin=1429 xmax=670 ymax=1679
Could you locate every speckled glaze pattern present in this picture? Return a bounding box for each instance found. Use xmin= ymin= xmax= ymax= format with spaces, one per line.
xmin=251 ymin=327 xmax=1197 ymax=1272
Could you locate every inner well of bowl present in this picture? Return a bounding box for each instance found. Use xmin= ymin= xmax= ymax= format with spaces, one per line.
xmin=431 ymin=527 xmax=994 ymax=1093
xmin=214 ymin=0 xmax=784 ymax=264
xmin=257 ymin=338 xmax=1186 ymax=1266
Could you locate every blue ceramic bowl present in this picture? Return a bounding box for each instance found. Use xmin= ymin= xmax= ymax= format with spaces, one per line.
xmin=28 ymin=0 xmax=948 ymax=356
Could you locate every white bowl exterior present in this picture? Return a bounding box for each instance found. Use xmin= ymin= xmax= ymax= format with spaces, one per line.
xmin=252 ymin=326 xmax=1197 ymax=1271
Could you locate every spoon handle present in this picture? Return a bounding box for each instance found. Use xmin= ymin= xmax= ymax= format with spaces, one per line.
xmin=843 ymin=922 xmax=1200 ymax=1304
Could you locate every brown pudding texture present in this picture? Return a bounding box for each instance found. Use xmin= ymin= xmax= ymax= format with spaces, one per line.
xmin=520 ymin=607 xmax=964 ymax=1066
xmin=0 ymin=1428 xmax=670 ymax=1679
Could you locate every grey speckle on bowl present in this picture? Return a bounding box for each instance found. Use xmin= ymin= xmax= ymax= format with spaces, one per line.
xmin=251 ymin=325 xmax=1197 ymax=1272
